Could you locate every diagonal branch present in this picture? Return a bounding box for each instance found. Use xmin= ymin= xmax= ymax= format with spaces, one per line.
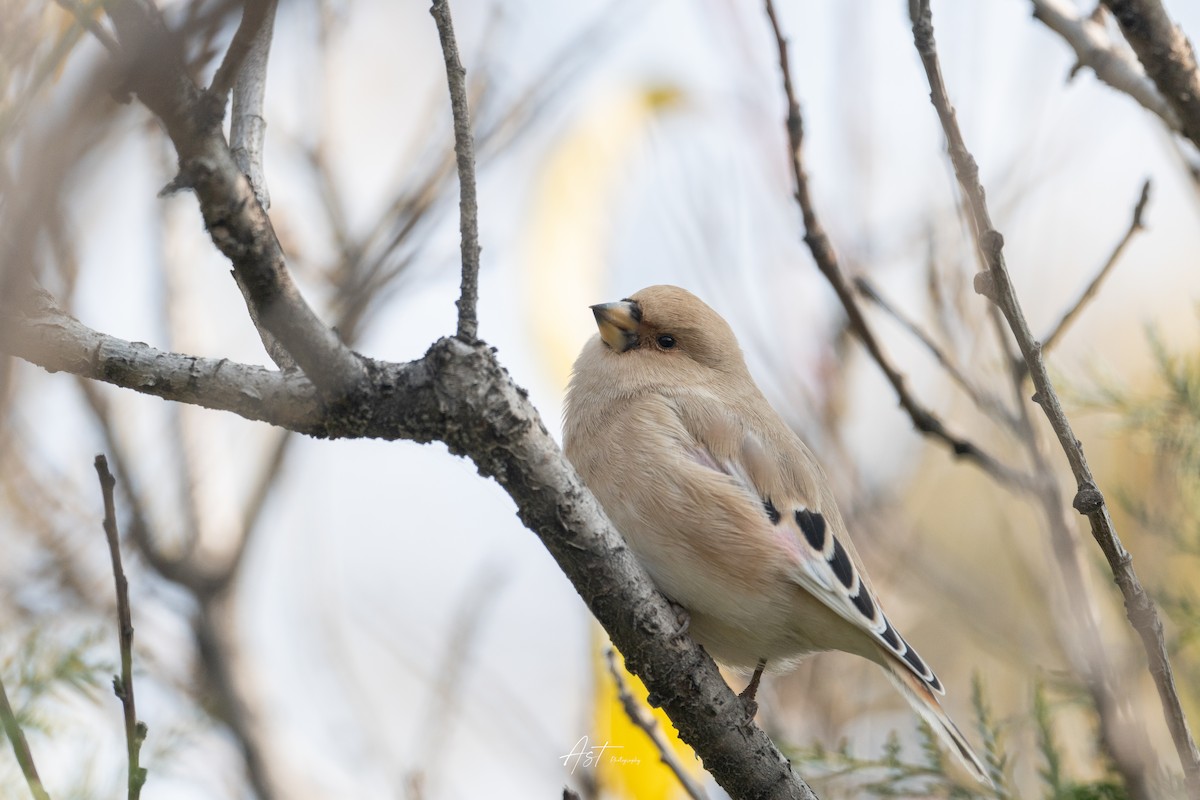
xmin=605 ymin=648 xmax=710 ymax=800
xmin=1040 ymin=178 xmax=1151 ymax=356
xmin=94 ymin=455 xmax=148 ymax=800
xmin=1100 ymin=0 xmax=1200 ymax=151
xmin=227 ymin=0 xmax=277 ymax=211
xmin=908 ymin=2 xmax=1200 ymax=794
xmin=0 ymin=672 xmax=50 ymax=800
xmin=104 ymin=0 xmax=364 ymax=394
xmin=854 ymin=276 xmax=1020 ymax=430
xmin=209 ymin=0 xmax=275 ymax=100
xmin=762 ymin=0 xmax=1033 ymax=495
xmin=0 ymin=295 xmax=821 ymax=799
xmin=1030 ymin=0 xmax=1182 ymax=134
xmin=430 ymin=0 xmax=482 ymax=343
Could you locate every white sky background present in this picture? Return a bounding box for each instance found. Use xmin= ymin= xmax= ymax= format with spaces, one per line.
xmin=8 ymin=0 xmax=1200 ymax=798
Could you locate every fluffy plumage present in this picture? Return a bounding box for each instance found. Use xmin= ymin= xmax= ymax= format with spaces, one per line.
xmin=563 ymin=285 xmax=990 ymax=786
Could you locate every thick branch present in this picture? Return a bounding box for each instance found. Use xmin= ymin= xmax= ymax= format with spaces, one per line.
xmin=605 ymin=649 xmax=710 ymax=800
xmin=762 ymin=0 xmax=1033 ymax=494
xmin=104 ymin=0 xmax=364 ymax=393
xmin=94 ymin=455 xmax=147 ymax=800
xmin=1101 ymin=0 xmax=1200 ymax=151
xmin=430 ymin=0 xmax=482 ymax=343
xmin=0 ymin=293 xmax=322 ymax=432
xmin=908 ymin=2 xmax=1200 ymax=794
xmin=1 ymin=295 xmax=819 ymax=797
xmin=1031 ymin=0 xmax=1182 ymax=133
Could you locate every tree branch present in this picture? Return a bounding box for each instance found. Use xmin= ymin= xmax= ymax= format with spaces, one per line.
xmin=0 ymin=672 xmax=50 ymax=800
xmin=52 ymin=0 xmax=121 ymax=56
xmin=94 ymin=455 xmax=148 ymax=800
xmin=907 ymin=2 xmax=1200 ymax=794
xmin=0 ymin=292 xmax=821 ymax=797
xmin=1040 ymin=178 xmax=1151 ymax=356
xmin=430 ymin=0 xmax=482 ymax=343
xmin=1100 ymin=0 xmax=1200 ymax=151
xmin=104 ymin=0 xmax=364 ymax=393
xmin=0 ymin=291 xmax=322 ymax=433
xmin=1030 ymin=0 xmax=1182 ymax=134
xmin=854 ymin=276 xmax=1020 ymax=430
xmin=762 ymin=0 xmax=1033 ymax=495
xmin=209 ymin=0 xmax=275 ymax=100
xmin=605 ymin=648 xmax=710 ymax=800
xmin=227 ymin=0 xmax=277 ymax=211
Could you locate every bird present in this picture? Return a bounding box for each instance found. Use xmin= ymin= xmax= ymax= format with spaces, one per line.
xmin=562 ymin=284 xmax=991 ymax=786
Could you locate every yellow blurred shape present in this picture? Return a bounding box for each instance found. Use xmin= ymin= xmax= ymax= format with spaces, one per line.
xmin=522 ymin=82 xmax=697 ymax=798
xmin=523 ymin=83 xmax=686 ymax=389
xmin=592 ymin=630 xmax=700 ymax=800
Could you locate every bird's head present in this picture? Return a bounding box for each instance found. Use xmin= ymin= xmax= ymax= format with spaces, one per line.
xmin=588 ymin=285 xmax=747 ymax=380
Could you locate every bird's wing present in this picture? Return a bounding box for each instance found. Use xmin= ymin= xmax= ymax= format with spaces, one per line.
xmin=673 ymin=396 xmax=945 ymax=695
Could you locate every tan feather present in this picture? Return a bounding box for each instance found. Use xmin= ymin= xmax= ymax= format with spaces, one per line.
xmin=563 ymin=285 xmax=991 ymax=787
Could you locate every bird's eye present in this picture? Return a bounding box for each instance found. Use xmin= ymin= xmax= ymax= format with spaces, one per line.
xmin=657 ymin=334 xmax=677 ymax=349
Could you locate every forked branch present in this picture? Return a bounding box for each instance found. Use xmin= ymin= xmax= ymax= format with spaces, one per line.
xmin=908 ymin=1 xmax=1200 ymax=793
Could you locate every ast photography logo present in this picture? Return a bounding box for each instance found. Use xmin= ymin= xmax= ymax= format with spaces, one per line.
xmin=559 ymin=736 xmax=642 ymax=773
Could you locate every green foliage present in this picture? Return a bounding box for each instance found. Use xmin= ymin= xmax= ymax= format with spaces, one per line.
xmin=3 ymin=626 xmax=109 ymax=735
xmin=1091 ymin=323 xmax=1200 ymax=707
xmin=788 ymin=676 xmax=1141 ymax=800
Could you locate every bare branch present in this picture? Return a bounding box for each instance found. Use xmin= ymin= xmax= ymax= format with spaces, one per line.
xmin=908 ymin=2 xmax=1200 ymax=794
xmin=94 ymin=455 xmax=148 ymax=800
xmin=605 ymin=649 xmax=710 ymax=800
xmin=762 ymin=0 xmax=1033 ymax=494
xmin=430 ymin=0 xmax=482 ymax=343
xmin=0 ymin=291 xmax=322 ymax=432
xmin=0 ymin=673 xmax=51 ymax=800
xmin=854 ymin=276 xmax=1019 ymax=430
xmin=209 ymin=0 xmax=275 ymax=100
xmin=104 ymin=0 xmax=365 ymax=394
xmin=3 ymin=295 xmax=822 ymax=796
xmin=1030 ymin=0 xmax=1182 ymax=133
xmin=52 ymin=0 xmax=122 ymax=56
xmin=1041 ymin=178 xmax=1152 ymax=356
xmin=1101 ymin=0 xmax=1200 ymax=151
xmin=228 ymin=0 xmax=277 ymax=210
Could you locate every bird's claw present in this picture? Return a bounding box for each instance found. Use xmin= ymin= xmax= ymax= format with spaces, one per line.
xmin=667 ymin=599 xmax=690 ymax=637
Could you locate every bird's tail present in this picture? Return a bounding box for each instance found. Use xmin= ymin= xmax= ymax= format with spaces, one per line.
xmin=879 ymin=654 xmax=994 ymax=788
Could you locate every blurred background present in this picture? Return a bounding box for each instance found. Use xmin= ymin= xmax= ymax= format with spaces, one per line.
xmin=2 ymin=0 xmax=1200 ymax=797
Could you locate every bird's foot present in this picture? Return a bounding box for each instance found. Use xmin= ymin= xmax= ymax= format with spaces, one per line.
xmin=667 ymin=599 xmax=690 ymax=637
xmin=739 ymin=659 xmax=767 ymax=719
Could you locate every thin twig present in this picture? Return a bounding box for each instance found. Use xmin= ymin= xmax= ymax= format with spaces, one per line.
xmin=0 ymin=672 xmax=51 ymax=800
xmin=1040 ymin=179 xmax=1151 ymax=355
xmin=430 ymin=0 xmax=481 ymax=343
xmin=52 ymin=0 xmax=121 ymax=56
xmin=229 ymin=0 xmax=277 ymax=210
xmin=988 ymin=302 xmax=1155 ymax=793
xmin=854 ymin=276 xmax=1020 ymax=430
xmin=604 ymin=649 xmax=710 ymax=800
xmin=94 ymin=455 xmax=148 ymax=800
xmin=1030 ymin=0 xmax=1182 ymax=133
xmin=1101 ymin=0 xmax=1200 ymax=152
xmin=762 ymin=0 xmax=1032 ymax=494
xmin=907 ymin=2 xmax=1200 ymax=794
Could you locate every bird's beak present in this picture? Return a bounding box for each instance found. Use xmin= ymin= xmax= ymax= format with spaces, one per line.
xmin=591 ymin=300 xmax=641 ymax=353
